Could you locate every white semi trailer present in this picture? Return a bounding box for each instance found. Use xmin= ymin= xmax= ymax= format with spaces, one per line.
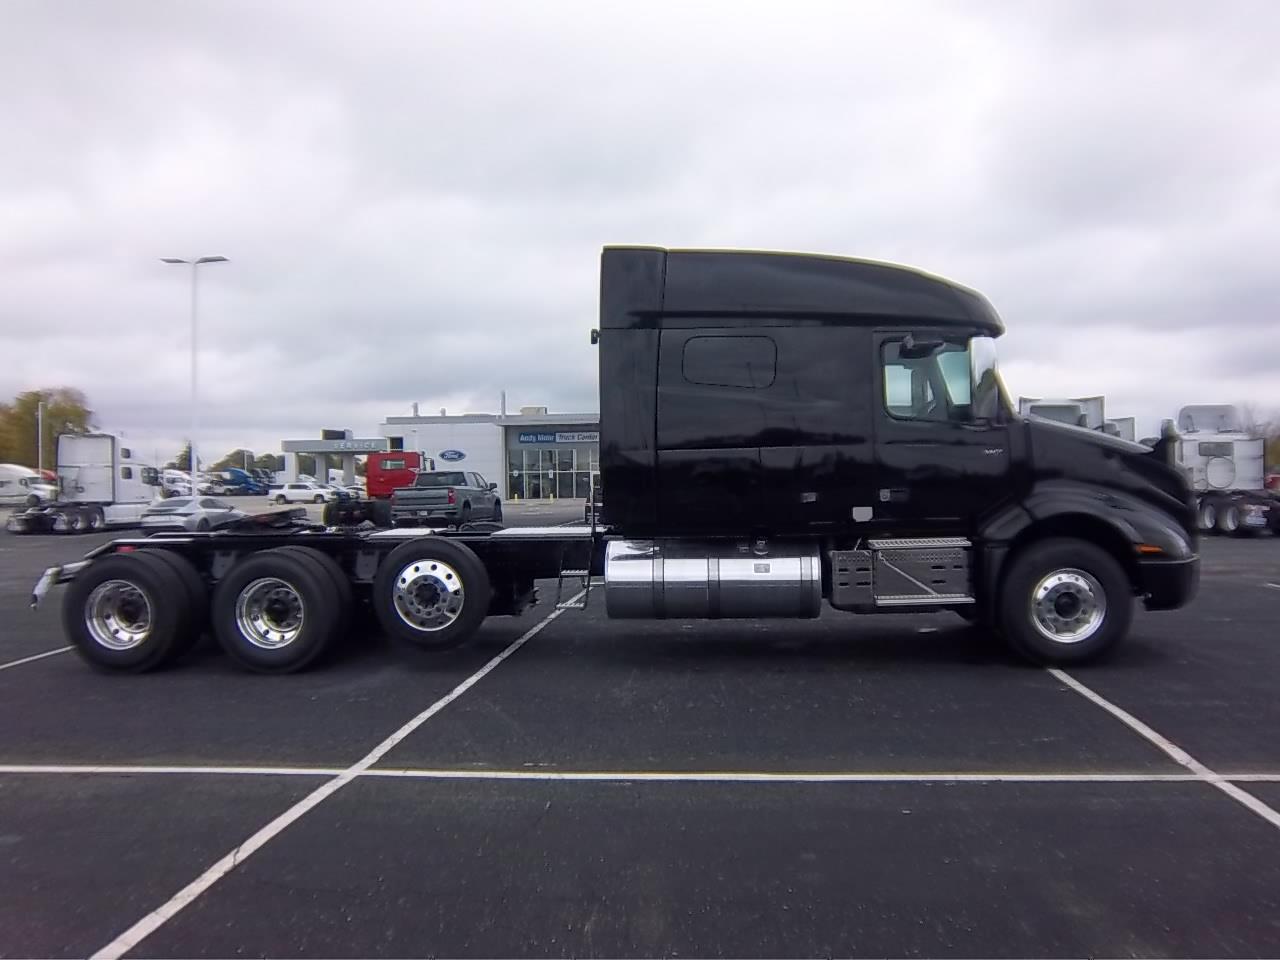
xmin=1174 ymin=404 xmax=1277 ymax=535
xmin=6 ymin=434 xmax=162 ymax=534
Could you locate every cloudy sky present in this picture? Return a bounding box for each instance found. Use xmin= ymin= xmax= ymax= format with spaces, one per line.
xmin=2 ymin=0 xmax=1277 ymax=462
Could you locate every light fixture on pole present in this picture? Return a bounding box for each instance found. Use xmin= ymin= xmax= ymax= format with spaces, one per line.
xmin=161 ymin=256 xmax=228 ymax=493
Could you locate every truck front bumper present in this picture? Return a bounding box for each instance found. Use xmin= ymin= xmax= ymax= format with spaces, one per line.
xmin=1139 ymin=555 xmax=1199 ymax=610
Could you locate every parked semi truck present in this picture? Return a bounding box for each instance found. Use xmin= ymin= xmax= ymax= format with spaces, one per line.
xmin=8 ymin=434 xmax=161 ymax=534
xmin=1018 ymin=396 xmax=1135 ymax=440
xmin=1173 ymin=404 xmax=1278 ymax=535
xmin=33 ymin=247 xmax=1198 ymax=674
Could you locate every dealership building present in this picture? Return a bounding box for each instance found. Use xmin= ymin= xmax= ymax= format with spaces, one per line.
xmin=378 ymin=407 xmax=599 ymax=500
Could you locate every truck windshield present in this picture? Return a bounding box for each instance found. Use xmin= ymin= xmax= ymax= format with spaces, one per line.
xmin=414 ymin=472 xmax=466 ymax=487
xmin=883 ymin=335 xmax=1008 ymax=423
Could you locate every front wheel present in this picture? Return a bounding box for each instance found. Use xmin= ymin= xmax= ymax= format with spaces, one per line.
xmin=491 ymin=500 xmax=503 ymax=523
xmin=998 ymin=538 xmax=1131 ymax=665
xmin=314 ymin=495 xmax=325 ymax=504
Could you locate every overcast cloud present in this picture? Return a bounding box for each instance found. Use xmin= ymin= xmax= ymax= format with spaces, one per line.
xmin=2 ymin=0 xmax=1278 ymax=461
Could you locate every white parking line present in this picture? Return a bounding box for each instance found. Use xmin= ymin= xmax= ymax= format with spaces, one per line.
xmin=1050 ymin=668 xmax=1280 ymax=831
xmin=1 ymin=762 xmax=1277 ymax=783
xmin=89 ymin=591 xmax=584 ymax=960
xmin=0 ymin=645 xmax=72 ymax=672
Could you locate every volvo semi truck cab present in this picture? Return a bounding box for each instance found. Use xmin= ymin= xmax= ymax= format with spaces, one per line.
xmin=594 ymin=247 xmax=1198 ymax=662
xmin=37 ymin=247 xmax=1199 ymax=674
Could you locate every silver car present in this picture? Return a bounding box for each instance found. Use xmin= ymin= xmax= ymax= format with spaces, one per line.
xmin=141 ymin=496 xmax=246 ymax=532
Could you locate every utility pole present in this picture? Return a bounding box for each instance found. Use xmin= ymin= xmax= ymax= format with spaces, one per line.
xmin=161 ymin=256 xmax=228 ymax=494
xmin=36 ymin=400 xmax=45 ymax=472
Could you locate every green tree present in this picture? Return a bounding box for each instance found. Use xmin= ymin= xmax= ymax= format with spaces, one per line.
xmin=0 ymin=388 xmax=94 ymax=467
xmin=212 ymin=448 xmax=256 ymax=471
xmin=168 ymin=443 xmax=199 ymax=471
xmin=254 ymin=453 xmax=282 ymax=472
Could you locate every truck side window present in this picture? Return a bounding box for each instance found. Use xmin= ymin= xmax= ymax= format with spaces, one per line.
xmin=120 ymin=467 xmax=133 ymax=480
xmin=682 ymin=335 xmax=776 ymax=389
xmin=120 ymin=447 xmax=132 ymax=459
xmin=882 ymin=340 xmax=972 ymax=423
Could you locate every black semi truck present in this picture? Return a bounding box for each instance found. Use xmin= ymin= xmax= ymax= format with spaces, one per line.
xmin=33 ymin=247 xmax=1199 ymax=673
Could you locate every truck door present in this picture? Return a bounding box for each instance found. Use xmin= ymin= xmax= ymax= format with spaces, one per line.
xmin=872 ymin=332 xmax=1012 ymax=533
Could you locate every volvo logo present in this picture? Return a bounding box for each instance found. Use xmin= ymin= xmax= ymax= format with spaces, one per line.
xmin=438 ymin=449 xmax=466 ymax=462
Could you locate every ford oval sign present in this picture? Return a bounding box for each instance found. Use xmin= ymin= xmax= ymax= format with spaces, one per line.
xmin=439 ymin=449 xmax=466 ymax=462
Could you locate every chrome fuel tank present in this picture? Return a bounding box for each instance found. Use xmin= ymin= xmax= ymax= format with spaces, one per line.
xmin=604 ymin=539 xmax=822 ymax=619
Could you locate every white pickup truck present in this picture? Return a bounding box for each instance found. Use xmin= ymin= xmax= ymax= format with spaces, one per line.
xmin=269 ymin=480 xmax=339 ymax=504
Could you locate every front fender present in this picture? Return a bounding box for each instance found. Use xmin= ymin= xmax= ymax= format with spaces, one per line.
xmin=976 ymin=480 xmax=1196 ymax=615
xmin=981 ymin=480 xmax=1195 ymax=559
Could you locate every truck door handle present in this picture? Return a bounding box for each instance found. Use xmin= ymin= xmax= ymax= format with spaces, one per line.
xmin=879 ymin=488 xmax=908 ymax=503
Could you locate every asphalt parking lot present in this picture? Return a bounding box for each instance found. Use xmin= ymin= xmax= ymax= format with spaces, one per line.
xmin=1 ymin=510 xmax=1278 ymax=958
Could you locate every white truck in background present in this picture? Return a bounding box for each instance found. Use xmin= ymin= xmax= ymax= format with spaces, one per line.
xmin=1018 ymin=396 xmax=1134 ymax=439
xmin=1174 ymin=404 xmax=1278 ymax=536
xmin=0 ymin=464 xmax=58 ymax=509
xmin=6 ymin=434 xmax=162 ymax=534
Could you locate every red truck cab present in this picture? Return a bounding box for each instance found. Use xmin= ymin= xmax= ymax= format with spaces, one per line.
xmin=366 ymin=452 xmax=434 ymax=500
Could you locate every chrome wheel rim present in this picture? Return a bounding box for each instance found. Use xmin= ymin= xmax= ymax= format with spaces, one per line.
xmin=1220 ymin=508 xmax=1239 ymax=532
xmin=235 ymin=577 xmax=305 ymax=649
xmin=1030 ymin=568 xmax=1106 ymax=644
xmin=392 ymin=559 xmax=464 ymax=632
xmin=85 ymin=580 xmax=153 ymax=650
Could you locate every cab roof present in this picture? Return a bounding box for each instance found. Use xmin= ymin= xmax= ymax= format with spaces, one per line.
xmin=600 ymin=246 xmax=1004 ymax=335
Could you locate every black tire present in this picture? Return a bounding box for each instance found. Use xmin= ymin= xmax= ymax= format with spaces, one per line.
xmin=195 ymin=517 xmax=210 ymax=532
xmin=1217 ymin=504 xmax=1241 ymax=536
xmin=87 ymin=507 xmax=106 ymax=532
xmin=26 ymin=493 xmax=40 ymax=508
xmin=491 ymin=500 xmax=503 ymax=523
xmin=67 ymin=509 xmax=88 ymax=534
xmin=270 ymin=545 xmax=353 ymax=642
xmin=314 ymin=494 xmax=325 ymax=504
xmin=211 ymin=550 xmax=339 ymax=673
xmin=369 ymin=499 xmax=393 ymax=528
xmin=321 ymin=501 xmax=339 ymax=526
xmin=1198 ymin=499 xmax=1218 ymax=535
xmin=136 ymin=549 xmax=209 ymax=651
xmin=460 ymin=504 xmax=473 ymax=527
xmin=998 ymin=538 xmax=1132 ymax=665
xmin=372 ymin=537 xmax=490 ymax=650
xmin=275 ymin=494 xmax=287 ymax=505
xmin=62 ymin=553 xmax=188 ymax=671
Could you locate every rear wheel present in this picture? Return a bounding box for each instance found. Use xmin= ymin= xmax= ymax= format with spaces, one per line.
xmin=491 ymin=500 xmax=503 ymax=523
xmin=1217 ymin=504 xmax=1240 ymax=535
xmin=137 ymin=549 xmax=209 ymax=653
xmin=212 ymin=551 xmax=339 ymax=673
xmin=314 ymin=494 xmax=325 ymax=504
xmin=275 ymin=494 xmax=287 ymax=505
xmin=998 ymin=538 xmax=1131 ymax=665
xmin=271 ymin=546 xmax=354 ymax=642
xmin=86 ymin=507 xmax=105 ymax=532
xmin=370 ymin=499 xmax=393 ymax=528
xmin=460 ymin=504 xmax=473 ymax=527
xmin=1198 ymin=499 xmax=1218 ymax=534
xmin=372 ymin=537 xmax=490 ymax=650
xmin=67 ymin=509 xmax=88 ymax=534
xmin=62 ymin=553 xmax=188 ymax=671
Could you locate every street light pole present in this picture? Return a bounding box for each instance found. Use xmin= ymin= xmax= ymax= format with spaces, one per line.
xmin=161 ymin=256 xmax=227 ymax=494
xmin=36 ymin=400 xmax=45 ymax=474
